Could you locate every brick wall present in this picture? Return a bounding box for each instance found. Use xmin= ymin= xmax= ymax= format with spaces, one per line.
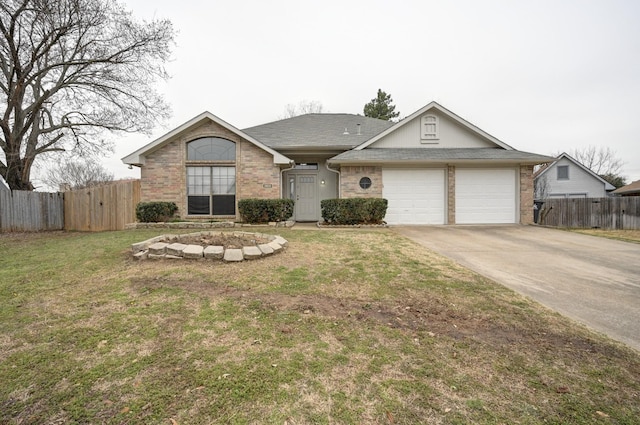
xmin=140 ymin=120 xmax=279 ymax=220
xmin=447 ymin=165 xmax=456 ymax=224
xmin=141 ymin=137 xmax=184 ymax=208
xmin=520 ymin=164 xmax=534 ymax=224
xmin=237 ymin=142 xmax=281 ymax=199
xmin=340 ymin=166 xmax=383 ymax=198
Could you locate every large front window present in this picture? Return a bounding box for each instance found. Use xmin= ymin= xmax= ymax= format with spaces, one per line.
xmin=186 ymin=137 xmax=236 ymax=216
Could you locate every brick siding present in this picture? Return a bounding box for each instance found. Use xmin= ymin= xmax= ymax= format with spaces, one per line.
xmin=140 ymin=120 xmax=279 ymax=220
xmin=237 ymin=142 xmax=281 ymax=200
xmin=340 ymin=166 xmax=383 ymax=198
xmin=447 ymin=165 xmax=456 ymax=224
xmin=520 ymin=164 xmax=534 ymax=224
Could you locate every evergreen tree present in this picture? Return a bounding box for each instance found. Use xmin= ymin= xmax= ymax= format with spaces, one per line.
xmin=363 ymin=89 xmax=400 ymax=121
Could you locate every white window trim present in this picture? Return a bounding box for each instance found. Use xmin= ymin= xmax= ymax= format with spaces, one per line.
xmin=420 ymin=114 xmax=439 ymax=143
xmin=557 ymin=165 xmax=569 ymax=180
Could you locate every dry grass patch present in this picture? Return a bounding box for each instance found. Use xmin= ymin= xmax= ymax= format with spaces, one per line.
xmin=1 ymin=228 xmax=639 ymax=424
xmin=569 ymin=228 xmax=640 ymax=243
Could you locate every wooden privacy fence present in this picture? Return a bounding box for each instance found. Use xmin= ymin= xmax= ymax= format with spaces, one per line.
xmin=539 ymin=196 xmax=640 ymax=229
xmin=64 ymin=180 xmax=141 ymax=231
xmin=0 ymin=190 xmax=64 ymax=232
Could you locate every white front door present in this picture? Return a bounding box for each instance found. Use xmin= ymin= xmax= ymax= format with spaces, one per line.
xmin=294 ymin=174 xmax=317 ymax=221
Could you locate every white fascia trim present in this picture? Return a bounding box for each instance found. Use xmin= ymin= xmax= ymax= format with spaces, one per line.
xmin=354 ymin=101 xmax=514 ymax=151
xmin=122 ymin=111 xmax=291 ymax=166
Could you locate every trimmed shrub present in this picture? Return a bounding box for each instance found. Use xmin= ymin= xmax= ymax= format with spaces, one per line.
xmin=238 ymin=198 xmax=294 ymax=223
xmin=135 ymin=201 xmax=178 ymax=223
xmin=321 ymin=198 xmax=388 ymax=225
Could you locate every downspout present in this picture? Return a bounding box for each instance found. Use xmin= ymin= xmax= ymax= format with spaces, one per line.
xmin=325 ymin=161 xmax=341 ymax=198
xmin=280 ymin=160 xmax=295 ymax=199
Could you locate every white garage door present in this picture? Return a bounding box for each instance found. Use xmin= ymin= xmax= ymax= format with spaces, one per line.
xmin=456 ymin=168 xmax=517 ymax=224
xmin=383 ymin=169 xmax=445 ymax=224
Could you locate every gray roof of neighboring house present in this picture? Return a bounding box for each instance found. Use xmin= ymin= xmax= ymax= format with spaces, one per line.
xmin=243 ymin=114 xmax=394 ymax=149
xmin=329 ymin=148 xmax=555 ymax=164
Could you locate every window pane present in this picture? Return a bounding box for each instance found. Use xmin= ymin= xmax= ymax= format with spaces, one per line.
xmin=294 ymin=163 xmax=319 ymax=170
xmin=187 ymin=167 xmax=211 ymax=195
xmin=187 ymin=137 xmax=236 ymax=161
xmin=188 ymin=196 xmax=210 ymax=215
xmin=212 ymin=195 xmax=236 ymax=215
xmin=557 ymin=165 xmax=569 ymax=180
xmin=212 ymin=167 xmax=236 ymax=194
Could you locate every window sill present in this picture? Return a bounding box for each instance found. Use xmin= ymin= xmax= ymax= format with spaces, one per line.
xmin=185 ymin=215 xmax=236 ymax=219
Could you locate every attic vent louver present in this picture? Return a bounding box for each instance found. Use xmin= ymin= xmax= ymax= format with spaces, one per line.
xmin=343 ymin=127 xmax=349 ymax=135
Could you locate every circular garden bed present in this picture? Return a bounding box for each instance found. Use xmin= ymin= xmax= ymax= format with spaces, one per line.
xmin=131 ymin=231 xmax=288 ymax=262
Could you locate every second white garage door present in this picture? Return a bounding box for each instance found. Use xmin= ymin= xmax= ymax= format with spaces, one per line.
xmin=383 ymin=169 xmax=445 ymax=224
xmin=455 ymin=168 xmax=517 ymax=224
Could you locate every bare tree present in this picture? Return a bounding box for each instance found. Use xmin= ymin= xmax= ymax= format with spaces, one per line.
xmin=0 ymin=0 xmax=174 ymax=190
xmin=281 ymin=100 xmax=324 ymax=118
xmin=44 ymin=157 xmax=113 ymax=190
xmin=534 ymin=174 xmax=550 ymax=200
xmin=569 ymin=146 xmax=623 ymax=176
xmin=568 ymin=146 xmax=626 ymax=188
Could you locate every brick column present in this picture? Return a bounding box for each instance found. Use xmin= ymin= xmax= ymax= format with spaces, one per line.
xmin=520 ymin=165 xmax=534 ymax=224
xmin=447 ymin=165 xmax=456 ymax=224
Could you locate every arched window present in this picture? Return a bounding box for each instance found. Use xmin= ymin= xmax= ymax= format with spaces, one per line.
xmin=186 ymin=138 xmax=236 ymax=216
xmin=187 ymin=137 xmax=236 ymax=161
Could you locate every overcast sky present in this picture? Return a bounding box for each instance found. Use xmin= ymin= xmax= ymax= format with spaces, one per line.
xmin=99 ymin=0 xmax=640 ymax=182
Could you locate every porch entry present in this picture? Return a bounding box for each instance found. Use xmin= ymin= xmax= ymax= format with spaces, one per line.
xmin=289 ymin=174 xmax=318 ymax=221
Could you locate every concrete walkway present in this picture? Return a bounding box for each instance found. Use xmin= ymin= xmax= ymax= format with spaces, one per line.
xmin=393 ymin=225 xmax=640 ymax=351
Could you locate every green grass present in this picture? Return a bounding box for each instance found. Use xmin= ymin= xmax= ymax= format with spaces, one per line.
xmin=1 ymin=228 xmax=639 ymax=424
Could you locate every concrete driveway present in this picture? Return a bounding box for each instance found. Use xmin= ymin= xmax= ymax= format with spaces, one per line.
xmin=393 ymin=225 xmax=640 ymax=351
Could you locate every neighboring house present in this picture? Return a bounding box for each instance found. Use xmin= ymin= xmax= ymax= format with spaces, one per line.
xmin=122 ymin=101 xmax=553 ymax=225
xmin=534 ymin=152 xmax=615 ymax=200
xmin=612 ymin=180 xmax=640 ymax=196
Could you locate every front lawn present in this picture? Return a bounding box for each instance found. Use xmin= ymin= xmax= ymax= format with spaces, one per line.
xmin=1 ymin=229 xmax=639 ymax=424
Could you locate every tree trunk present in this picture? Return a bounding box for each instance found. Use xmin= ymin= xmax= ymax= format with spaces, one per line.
xmin=3 ymin=150 xmax=34 ymax=190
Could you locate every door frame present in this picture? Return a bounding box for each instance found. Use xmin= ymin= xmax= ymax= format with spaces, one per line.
xmin=285 ymin=171 xmax=319 ymax=221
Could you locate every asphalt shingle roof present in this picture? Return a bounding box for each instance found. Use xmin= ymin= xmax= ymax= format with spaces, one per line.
xmin=329 ymin=148 xmax=555 ymax=164
xmin=243 ymin=114 xmax=394 ymax=149
xmin=612 ymin=180 xmax=640 ymax=195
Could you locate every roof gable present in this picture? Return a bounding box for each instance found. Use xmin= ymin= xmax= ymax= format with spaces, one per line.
xmin=122 ymin=111 xmax=291 ymax=166
xmin=354 ymin=101 xmax=514 ymax=151
xmin=535 ymin=152 xmax=616 ymax=191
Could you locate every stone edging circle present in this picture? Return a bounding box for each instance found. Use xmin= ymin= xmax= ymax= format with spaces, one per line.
xmin=131 ymin=231 xmax=288 ymax=262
